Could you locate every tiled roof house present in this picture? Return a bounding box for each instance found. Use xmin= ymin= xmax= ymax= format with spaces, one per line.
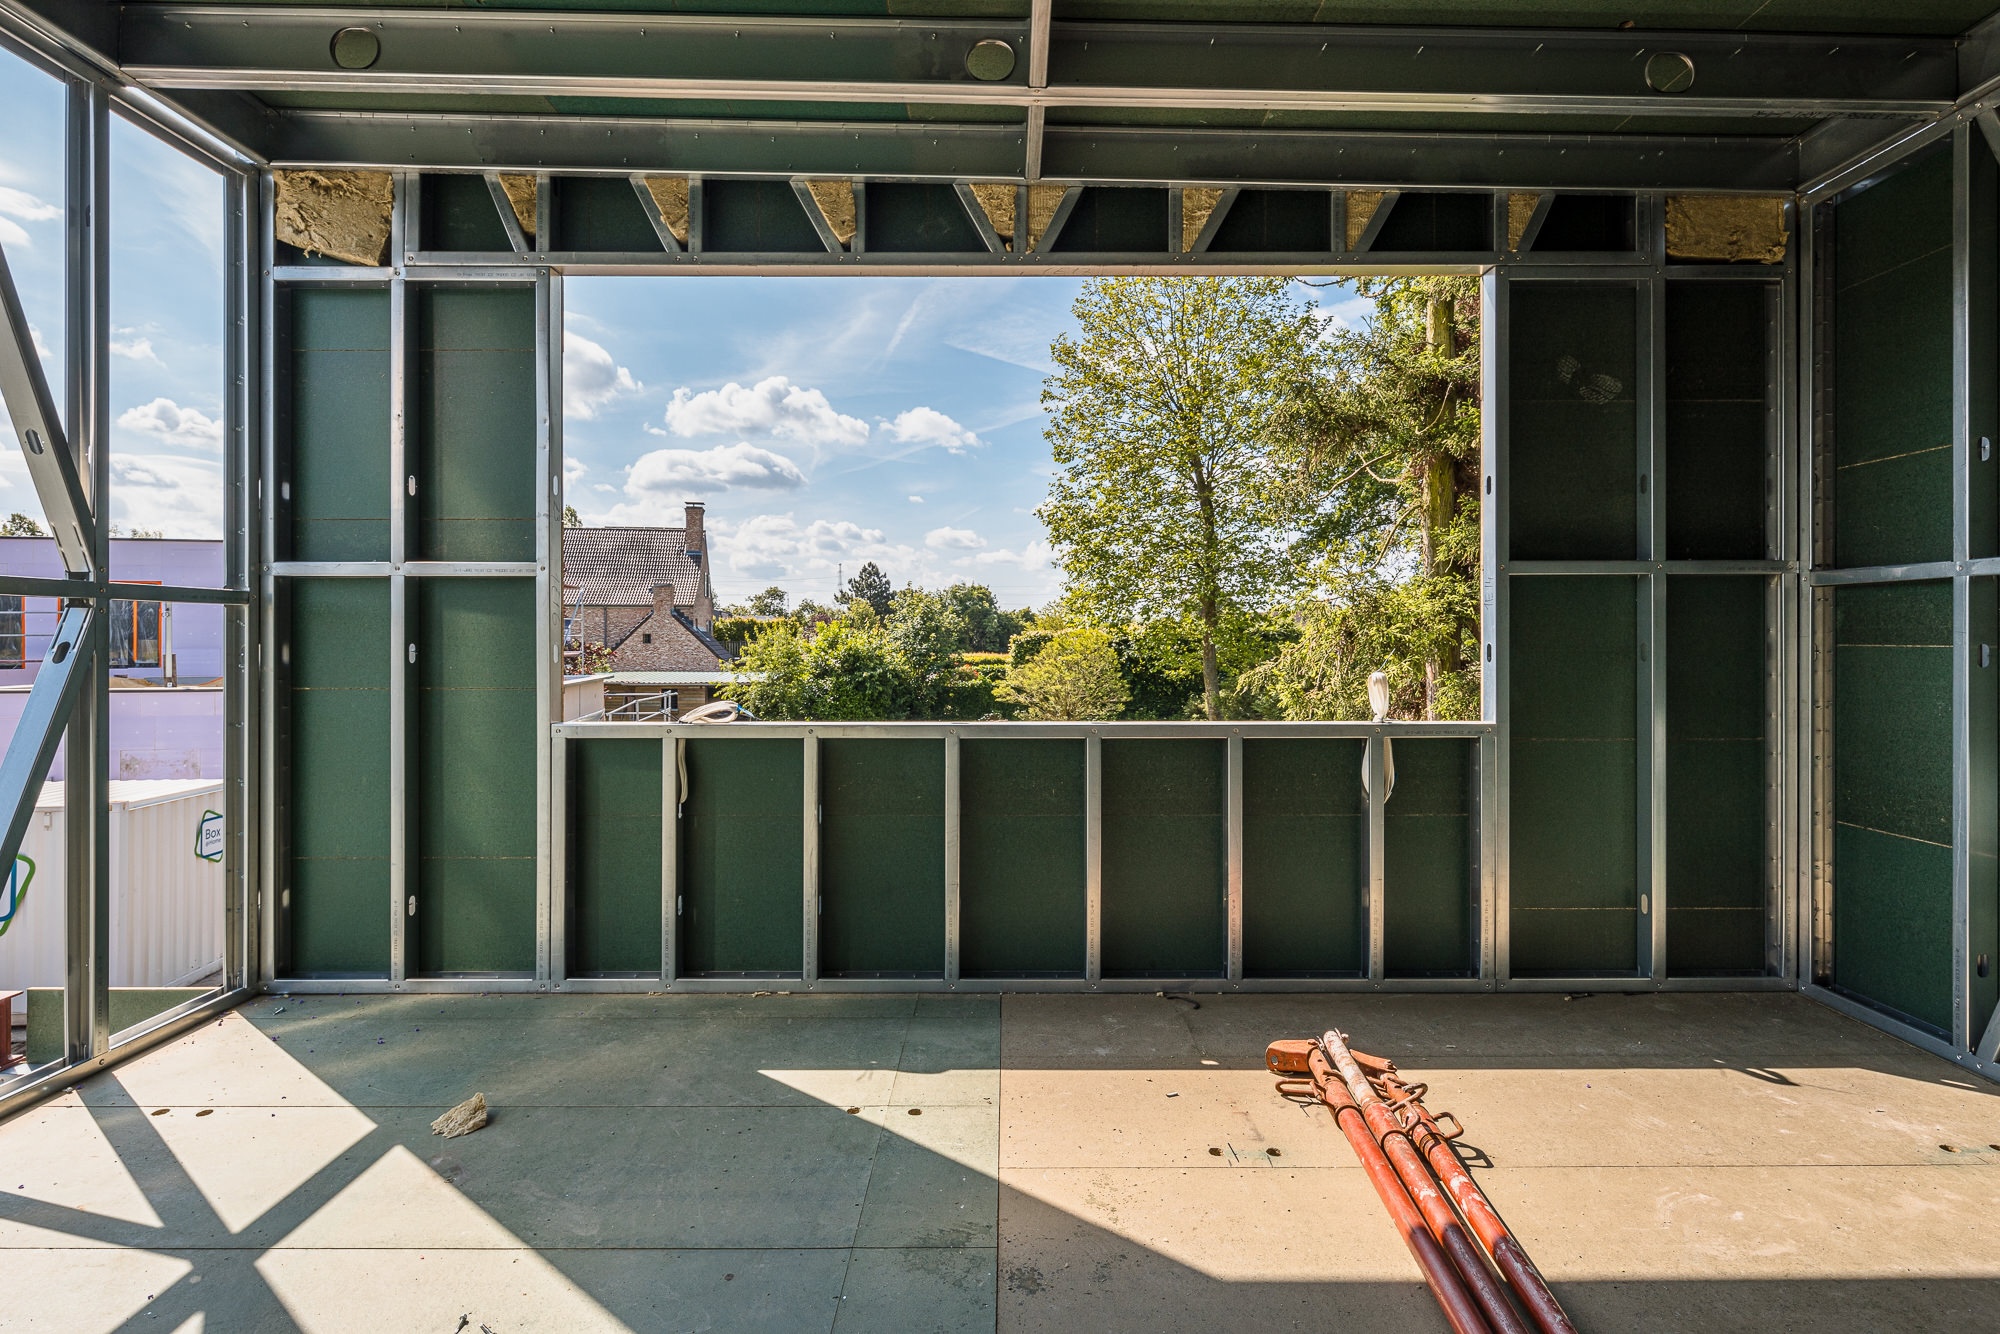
xmin=562 ymin=503 xmax=728 ymax=673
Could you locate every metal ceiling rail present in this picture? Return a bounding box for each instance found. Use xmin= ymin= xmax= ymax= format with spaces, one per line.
xmin=119 ymin=10 xmax=1956 ymax=120
xmin=266 ymin=112 xmax=1801 ymax=191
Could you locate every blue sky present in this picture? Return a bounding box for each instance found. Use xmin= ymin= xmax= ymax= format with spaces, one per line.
xmin=0 ymin=47 xmax=228 ymax=543
xmin=2 ymin=45 xmax=1367 ymax=608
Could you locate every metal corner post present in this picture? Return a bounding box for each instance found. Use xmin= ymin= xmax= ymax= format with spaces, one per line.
xmin=1483 ymin=266 xmax=1511 ymax=985
xmin=1225 ymin=732 xmax=1243 ymax=985
xmin=1085 ymin=731 xmax=1102 ymax=986
xmin=662 ymin=735 xmax=677 ymax=985
xmin=802 ymin=731 xmax=818 ymax=985
xmin=1643 ymin=264 xmax=1669 ymax=983
xmin=1364 ymin=729 xmax=1386 ymax=984
xmin=535 ymin=265 xmax=559 ymax=989
xmin=385 ymin=191 xmax=411 ymax=986
xmin=944 ymin=730 xmax=961 ymax=986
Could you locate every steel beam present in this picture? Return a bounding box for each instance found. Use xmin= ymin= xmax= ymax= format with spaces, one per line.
xmin=0 ymin=603 xmax=93 ymax=872
xmin=0 ymin=238 xmax=96 ymax=575
xmin=121 ymin=10 xmax=1953 ymax=120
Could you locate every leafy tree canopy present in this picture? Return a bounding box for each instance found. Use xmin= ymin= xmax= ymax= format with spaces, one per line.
xmin=835 ymin=561 xmax=894 ymax=616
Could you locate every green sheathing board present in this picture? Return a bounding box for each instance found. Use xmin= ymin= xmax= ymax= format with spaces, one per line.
xmin=1240 ymin=738 xmax=1363 ymax=977
xmin=287 ymin=288 xmax=389 ymax=562
xmin=1371 ymin=192 xmax=1489 ymax=253
xmin=287 ymin=579 xmax=390 ymax=976
xmin=1101 ymin=739 xmax=1225 ymax=977
xmin=422 ymin=173 xmax=510 ymax=252
xmin=415 ymin=287 xmax=537 ymax=562
xmin=569 ymin=739 xmax=662 ymax=977
xmin=1666 ymin=577 xmax=1770 ymax=975
xmin=1975 ymin=582 xmax=2000 ymax=1032
xmin=1833 ymin=581 xmax=1953 ymax=1033
xmin=863 ymin=183 xmax=984 ymax=253
xmin=703 ymin=179 xmax=823 ymax=252
xmin=415 ymin=579 xmax=538 ymax=975
xmin=1509 ymin=576 xmax=1639 ymax=974
xmin=1050 ymin=188 xmax=1170 ymax=252
xmin=681 ymin=738 xmax=803 ymax=975
xmin=1208 ymin=189 xmax=1331 ymax=253
xmin=1665 ymin=282 xmax=1772 ymax=561
xmin=1385 ymin=739 xmax=1477 ymax=977
xmin=553 ymin=176 xmax=662 ymax=253
xmin=818 ymin=738 xmax=945 ymax=976
xmin=1508 ymin=283 xmax=1639 ymax=560
xmin=1834 ymin=148 xmax=1952 ymax=569
xmin=958 ymin=739 xmax=1086 ymax=977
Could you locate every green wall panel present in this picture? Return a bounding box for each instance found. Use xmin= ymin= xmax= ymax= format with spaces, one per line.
xmin=1509 ymin=283 xmax=1639 ymax=560
xmin=416 ymin=287 xmax=538 ymax=562
xmin=1665 ymin=282 xmax=1772 ymax=560
xmin=416 ymin=579 xmax=538 ymax=975
xmin=681 ymin=737 xmax=803 ymax=975
xmin=1241 ymin=738 xmax=1363 ymax=977
xmin=1832 ymin=580 xmax=1953 ymax=1031
xmin=819 ymin=739 xmax=945 ymax=976
xmin=959 ymin=739 xmax=1087 ymax=977
xmin=570 ymin=739 xmax=663 ymax=977
xmin=1834 ymin=148 xmax=1953 ymax=568
xmin=1666 ymin=577 xmax=1770 ymax=975
xmin=864 ymin=183 xmax=983 ymax=253
xmin=288 ymin=288 xmax=389 ymax=562
xmin=555 ymin=176 xmax=662 ymax=252
xmin=1051 ymin=187 xmax=1169 ymax=252
xmin=1101 ymin=739 xmax=1225 ymax=977
xmin=423 ymin=173 xmax=510 ymax=252
xmin=1385 ymin=738 xmax=1476 ymax=977
xmin=287 ymin=579 xmax=390 ymax=976
xmin=1509 ymin=576 xmax=1639 ymax=974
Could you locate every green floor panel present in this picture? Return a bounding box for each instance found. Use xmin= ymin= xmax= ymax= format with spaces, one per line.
xmin=1666 ymin=577 xmax=1770 ymax=976
xmin=571 ymin=739 xmax=664 ymax=977
xmin=958 ymin=739 xmax=1087 ymax=978
xmin=1509 ymin=576 xmax=1640 ymax=975
xmin=1665 ymin=281 xmax=1773 ymax=561
xmin=286 ymin=579 xmax=390 ymax=977
xmin=1101 ymin=739 xmax=1225 ymax=978
xmin=1834 ymin=147 xmax=1953 ymax=569
xmin=681 ymin=738 xmax=805 ymax=976
xmin=1241 ymin=738 xmax=1364 ymax=977
xmin=416 ymin=286 xmax=538 ymax=563
xmin=818 ymin=739 xmax=945 ymax=977
xmin=416 ymin=579 xmax=539 ymax=975
xmin=1385 ymin=739 xmax=1476 ymax=977
xmin=1832 ymin=581 xmax=1954 ymax=1033
xmin=1508 ymin=283 xmax=1639 ymax=560
xmin=288 ymin=288 xmax=390 ymax=563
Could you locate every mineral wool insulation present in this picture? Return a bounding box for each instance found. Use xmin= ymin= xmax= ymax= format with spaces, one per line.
xmin=272 ymin=170 xmax=393 ymax=266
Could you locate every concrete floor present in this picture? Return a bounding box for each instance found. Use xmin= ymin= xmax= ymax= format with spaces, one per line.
xmin=1 ymin=992 xmax=1997 ymax=1332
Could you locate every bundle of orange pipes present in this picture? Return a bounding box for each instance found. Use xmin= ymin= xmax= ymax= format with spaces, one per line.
xmin=1266 ymin=1030 xmax=1576 ymax=1334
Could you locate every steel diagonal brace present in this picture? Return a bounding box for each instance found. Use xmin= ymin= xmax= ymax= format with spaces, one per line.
xmin=0 ymin=241 xmax=98 ymax=576
xmin=0 ymin=602 xmax=95 ymax=875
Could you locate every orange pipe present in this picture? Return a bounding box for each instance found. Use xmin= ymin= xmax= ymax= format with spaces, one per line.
xmin=1308 ymin=1063 xmax=1493 ymax=1334
xmin=1310 ymin=1046 xmax=1531 ymax=1334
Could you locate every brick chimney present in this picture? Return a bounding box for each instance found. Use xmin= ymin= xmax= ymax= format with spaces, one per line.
xmin=651 ymin=582 xmax=677 ymax=622
xmin=683 ymin=502 xmax=705 ymax=554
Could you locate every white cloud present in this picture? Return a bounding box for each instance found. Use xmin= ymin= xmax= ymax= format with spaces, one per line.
xmin=908 ymin=495 xmax=924 ymax=504
xmin=564 ymin=455 xmax=589 ymax=484
xmin=564 ymin=330 xmax=642 ymax=421
xmin=925 ymin=526 xmax=985 ymax=551
xmin=703 ymin=512 xmax=919 ymax=583
xmin=664 ymin=376 xmax=869 ymax=451
xmin=972 ymin=539 xmax=1055 ymax=571
xmin=29 ymin=325 xmax=50 ymax=359
xmin=111 ymin=336 xmax=162 ymax=365
xmin=108 ymin=453 xmax=223 ymax=538
xmin=116 ymin=398 xmax=223 ymax=451
xmin=0 ymin=185 xmax=59 ymax=249
xmin=883 ymin=406 xmax=979 ymax=454
xmin=626 ymin=442 xmax=806 ymax=494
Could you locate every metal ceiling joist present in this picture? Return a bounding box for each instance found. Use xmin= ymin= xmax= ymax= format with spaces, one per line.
xmin=118 ymin=8 xmax=1955 ymax=121
xmin=263 ymin=110 xmax=1801 ymax=192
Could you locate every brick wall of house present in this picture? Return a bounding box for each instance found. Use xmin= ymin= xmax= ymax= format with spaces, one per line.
xmin=608 ymin=613 xmax=720 ymax=672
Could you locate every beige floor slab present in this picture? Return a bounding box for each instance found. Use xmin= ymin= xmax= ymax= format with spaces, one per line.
xmin=0 ymin=1096 xmax=163 ymax=1229
xmin=1001 ymin=1068 xmax=1348 ymax=1170
xmin=254 ymin=1246 xmax=635 ymax=1333
xmin=1482 ymin=1163 xmax=2000 ymax=1281
xmin=0 ymin=1230 xmax=194 ymax=1333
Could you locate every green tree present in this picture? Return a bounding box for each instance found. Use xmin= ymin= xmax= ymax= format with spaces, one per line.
xmin=0 ymin=513 xmax=42 ymax=536
xmin=997 ymin=626 xmax=1129 ymax=721
xmin=885 ymin=587 xmax=969 ymax=717
xmin=943 ymin=583 xmax=1029 ymax=654
xmin=1040 ymin=277 xmax=1321 ymax=719
xmin=562 ymin=505 xmax=582 ymax=528
xmin=747 ymin=585 xmax=789 ymax=616
xmin=1263 ymin=275 xmax=1482 ymax=720
xmin=836 ymin=561 xmax=893 ymax=616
